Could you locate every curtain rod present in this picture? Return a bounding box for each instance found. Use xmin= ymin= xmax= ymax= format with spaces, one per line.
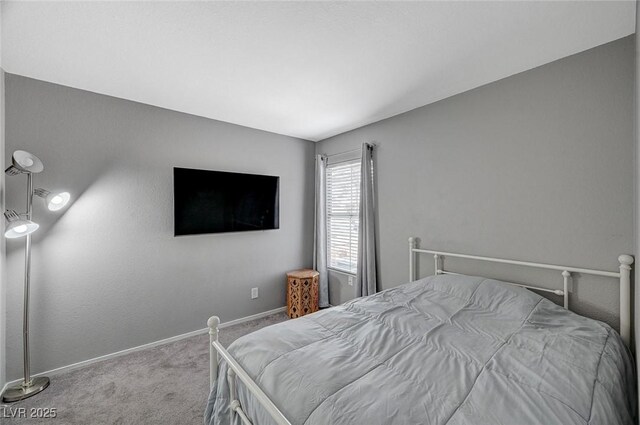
xmin=322 ymin=143 xmax=376 ymax=158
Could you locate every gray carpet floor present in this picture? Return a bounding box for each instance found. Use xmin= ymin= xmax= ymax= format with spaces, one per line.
xmin=1 ymin=312 xmax=289 ymax=425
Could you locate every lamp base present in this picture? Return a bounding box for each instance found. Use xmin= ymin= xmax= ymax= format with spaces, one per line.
xmin=1 ymin=377 xmax=50 ymax=403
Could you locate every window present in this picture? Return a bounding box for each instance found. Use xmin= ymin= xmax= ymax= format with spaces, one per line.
xmin=326 ymin=159 xmax=360 ymax=274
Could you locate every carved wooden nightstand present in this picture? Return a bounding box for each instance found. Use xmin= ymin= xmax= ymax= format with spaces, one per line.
xmin=286 ymin=269 xmax=319 ymax=318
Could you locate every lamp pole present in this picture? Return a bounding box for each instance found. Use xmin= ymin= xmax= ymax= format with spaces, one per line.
xmin=2 ymin=170 xmax=50 ymax=402
xmin=22 ymin=172 xmax=33 ymax=386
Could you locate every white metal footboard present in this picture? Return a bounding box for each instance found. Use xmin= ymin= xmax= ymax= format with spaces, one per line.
xmin=208 ymin=316 xmax=292 ymax=425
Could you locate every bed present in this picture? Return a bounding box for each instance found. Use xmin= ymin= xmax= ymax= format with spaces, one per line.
xmin=205 ymin=238 xmax=636 ymax=425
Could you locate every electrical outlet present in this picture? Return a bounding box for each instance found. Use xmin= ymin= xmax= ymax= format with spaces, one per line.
xmin=251 ymin=287 xmax=259 ymax=299
xmin=348 ymin=276 xmax=354 ymax=286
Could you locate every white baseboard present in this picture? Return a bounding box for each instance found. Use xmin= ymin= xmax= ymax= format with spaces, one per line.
xmin=1 ymin=306 xmax=286 ymax=395
xmin=217 ymin=306 xmax=286 ymax=330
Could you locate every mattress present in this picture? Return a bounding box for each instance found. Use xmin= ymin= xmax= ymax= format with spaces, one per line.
xmin=205 ymin=274 xmax=636 ymax=425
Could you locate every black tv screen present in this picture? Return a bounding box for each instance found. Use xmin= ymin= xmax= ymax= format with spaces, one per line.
xmin=174 ymin=167 xmax=279 ymax=236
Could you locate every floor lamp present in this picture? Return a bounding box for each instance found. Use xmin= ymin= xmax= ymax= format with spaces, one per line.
xmin=1 ymin=150 xmax=70 ymax=403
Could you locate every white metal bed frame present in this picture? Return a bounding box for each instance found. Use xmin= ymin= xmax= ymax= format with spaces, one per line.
xmin=207 ymin=237 xmax=634 ymax=425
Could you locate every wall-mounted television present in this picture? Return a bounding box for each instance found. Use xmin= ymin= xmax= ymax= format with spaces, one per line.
xmin=174 ymin=167 xmax=279 ymax=236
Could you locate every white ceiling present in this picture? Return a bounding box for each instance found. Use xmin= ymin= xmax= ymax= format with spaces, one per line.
xmin=2 ymin=1 xmax=636 ymax=142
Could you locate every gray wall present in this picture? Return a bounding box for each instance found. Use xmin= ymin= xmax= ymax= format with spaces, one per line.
xmin=0 ymin=68 xmax=5 ymax=390
xmin=0 ymin=72 xmax=5 ymax=391
xmin=4 ymin=74 xmax=315 ymax=380
xmin=317 ymin=35 xmax=635 ymax=328
xmin=0 ymin=0 xmax=6 ymax=390
xmin=634 ymin=0 xmax=639 ymax=408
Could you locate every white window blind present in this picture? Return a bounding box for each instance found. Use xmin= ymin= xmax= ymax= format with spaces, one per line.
xmin=326 ymin=159 xmax=361 ymax=274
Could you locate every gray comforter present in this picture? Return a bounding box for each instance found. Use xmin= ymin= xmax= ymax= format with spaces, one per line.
xmin=205 ymin=274 xmax=636 ymax=425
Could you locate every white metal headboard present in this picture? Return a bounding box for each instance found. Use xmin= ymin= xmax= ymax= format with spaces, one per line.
xmin=408 ymin=237 xmax=634 ymax=346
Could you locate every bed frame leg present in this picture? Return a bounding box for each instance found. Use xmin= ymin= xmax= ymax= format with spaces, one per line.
xmin=409 ymin=237 xmax=417 ymax=281
xmin=208 ymin=316 xmax=221 ymax=388
xmin=561 ymin=271 xmax=570 ymax=310
xmin=618 ymin=255 xmax=634 ymax=346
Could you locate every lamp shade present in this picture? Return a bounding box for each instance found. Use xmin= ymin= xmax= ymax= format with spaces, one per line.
xmin=6 ymin=151 xmax=44 ymax=175
xmin=4 ymin=210 xmax=39 ymax=239
xmin=34 ymin=189 xmax=71 ymax=211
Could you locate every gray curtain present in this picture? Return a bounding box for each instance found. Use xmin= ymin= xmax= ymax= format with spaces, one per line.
xmin=356 ymin=143 xmax=377 ymax=297
xmin=313 ymin=154 xmax=330 ymax=307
